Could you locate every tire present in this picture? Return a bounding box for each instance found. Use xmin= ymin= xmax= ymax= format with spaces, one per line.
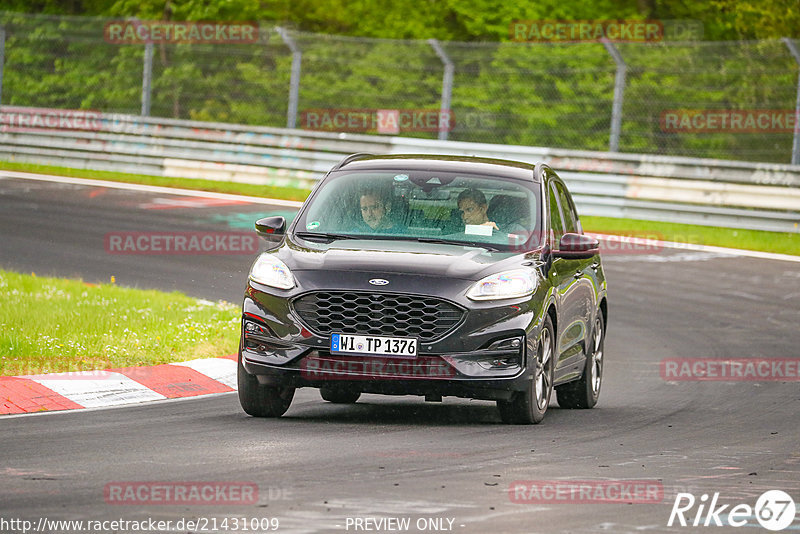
xmin=497 ymin=315 xmax=555 ymax=424
xmin=319 ymin=386 xmax=361 ymax=404
xmin=556 ymin=311 xmax=604 ymax=409
xmin=237 ymin=355 xmax=295 ymax=417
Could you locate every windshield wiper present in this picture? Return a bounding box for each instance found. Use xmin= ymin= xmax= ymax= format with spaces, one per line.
xmin=413 ymin=237 xmax=500 ymax=252
xmin=294 ymin=231 xmax=356 ymax=242
xmin=295 ymin=232 xmax=500 ymax=251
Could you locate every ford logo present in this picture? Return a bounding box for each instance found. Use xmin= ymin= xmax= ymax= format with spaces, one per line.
xmin=369 ymin=278 xmax=389 ymax=286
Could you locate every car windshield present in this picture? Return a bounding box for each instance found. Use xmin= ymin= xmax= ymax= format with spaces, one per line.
xmin=294 ymin=170 xmax=542 ymax=251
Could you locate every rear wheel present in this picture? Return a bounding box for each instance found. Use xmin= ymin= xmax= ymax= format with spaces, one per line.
xmin=556 ymin=312 xmax=604 ymax=409
xmin=237 ymin=356 xmax=295 ymax=417
xmin=497 ymin=315 xmax=555 ymax=424
xmin=319 ymin=386 xmax=361 ymax=404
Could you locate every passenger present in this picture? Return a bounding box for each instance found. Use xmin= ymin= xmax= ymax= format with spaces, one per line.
xmin=457 ymin=188 xmax=498 ymax=231
xmin=487 ymin=194 xmax=531 ymax=236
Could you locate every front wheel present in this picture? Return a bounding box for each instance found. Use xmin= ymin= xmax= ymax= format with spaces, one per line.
xmin=556 ymin=312 xmax=604 ymax=409
xmin=237 ymin=356 xmax=295 ymax=417
xmin=497 ymin=315 xmax=555 ymax=424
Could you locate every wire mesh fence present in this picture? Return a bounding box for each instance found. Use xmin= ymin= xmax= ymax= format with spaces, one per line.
xmin=0 ymin=12 xmax=799 ymax=164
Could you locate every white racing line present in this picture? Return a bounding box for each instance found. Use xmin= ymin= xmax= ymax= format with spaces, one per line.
xmin=0 ymin=169 xmax=304 ymax=207
xmin=601 ymin=251 xmax=734 ymax=263
xmin=589 ymin=232 xmax=800 ymax=263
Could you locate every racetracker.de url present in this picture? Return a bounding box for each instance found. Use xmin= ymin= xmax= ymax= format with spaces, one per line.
xmin=0 ymin=516 xmax=280 ymax=533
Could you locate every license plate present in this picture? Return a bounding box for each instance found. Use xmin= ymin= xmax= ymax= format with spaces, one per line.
xmin=331 ymin=333 xmax=417 ymax=357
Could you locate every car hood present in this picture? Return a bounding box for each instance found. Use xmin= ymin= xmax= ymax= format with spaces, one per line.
xmin=277 ymin=237 xmax=535 ymax=281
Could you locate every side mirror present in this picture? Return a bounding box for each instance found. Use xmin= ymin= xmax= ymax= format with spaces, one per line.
xmin=255 ymin=216 xmax=286 ymax=246
xmin=554 ymin=233 xmax=599 ymax=259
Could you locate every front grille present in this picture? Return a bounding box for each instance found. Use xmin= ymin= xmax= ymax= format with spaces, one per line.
xmin=292 ymin=291 xmax=464 ymax=342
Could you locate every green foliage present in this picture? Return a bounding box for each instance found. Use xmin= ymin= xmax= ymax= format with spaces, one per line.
xmin=1 ymin=0 xmax=796 ymax=40
xmin=0 ymin=3 xmax=798 ymax=162
xmin=710 ymin=0 xmax=800 ymax=40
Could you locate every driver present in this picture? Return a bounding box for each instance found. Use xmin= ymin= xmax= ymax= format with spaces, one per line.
xmin=356 ymin=186 xmax=402 ymax=233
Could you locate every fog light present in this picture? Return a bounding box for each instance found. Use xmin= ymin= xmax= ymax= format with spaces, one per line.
xmin=476 ymin=336 xmax=525 ymax=370
xmin=491 ymin=357 xmax=518 ymax=367
xmin=245 ymin=338 xmax=272 ymax=355
xmin=243 ymin=319 xmax=272 ymax=337
xmin=487 ymin=337 xmax=525 ymax=351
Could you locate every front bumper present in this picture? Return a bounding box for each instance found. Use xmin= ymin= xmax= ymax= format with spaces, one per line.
xmin=240 ymin=272 xmax=548 ymax=400
xmin=242 ymin=351 xmax=533 ymax=402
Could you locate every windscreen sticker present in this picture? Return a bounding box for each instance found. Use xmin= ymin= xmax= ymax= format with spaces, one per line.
xmin=465 ymin=224 xmax=494 ymax=236
xmin=393 ymin=174 xmax=409 ymax=182
xmin=306 ymin=221 xmax=320 ymax=230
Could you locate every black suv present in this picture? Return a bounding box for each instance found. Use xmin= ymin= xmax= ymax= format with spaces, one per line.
xmin=238 ymin=154 xmax=607 ymax=424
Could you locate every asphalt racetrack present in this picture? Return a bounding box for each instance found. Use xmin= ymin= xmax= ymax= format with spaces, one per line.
xmin=1 ymin=173 xmax=799 ymax=533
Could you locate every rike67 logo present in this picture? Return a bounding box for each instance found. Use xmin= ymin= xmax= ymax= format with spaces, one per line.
xmin=668 ymin=490 xmax=796 ymax=531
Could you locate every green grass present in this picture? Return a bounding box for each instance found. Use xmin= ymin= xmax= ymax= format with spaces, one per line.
xmin=0 ymin=270 xmax=241 ymax=376
xmin=582 ymin=216 xmax=799 ymax=256
xmin=0 ymin=160 xmax=312 ymax=202
xmin=2 ymin=159 xmax=797 ymax=256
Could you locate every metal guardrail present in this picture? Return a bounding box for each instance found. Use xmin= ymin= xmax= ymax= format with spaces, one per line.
xmin=1 ymin=109 xmax=799 ymax=233
xmin=2 ymin=14 xmax=799 ymax=164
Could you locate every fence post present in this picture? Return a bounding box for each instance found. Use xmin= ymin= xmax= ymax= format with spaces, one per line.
xmin=782 ymin=37 xmax=800 ymax=165
xmin=428 ymin=39 xmax=454 ymax=141
xmin=601 ymin=38 xmax=626 ymax=153
xmin=141 ymin=41 xmax=153 ymax=116
xmin=0 ymin=26 xmax=5 ymax=107
xmin=277 ymin=27 xmax=301 ymax=129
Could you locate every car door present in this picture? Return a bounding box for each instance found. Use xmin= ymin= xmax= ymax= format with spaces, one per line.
xmin=545 ymin=177 xmax=585 ymax=381
xmin=553 ymin=178 xmax=596 ymax=365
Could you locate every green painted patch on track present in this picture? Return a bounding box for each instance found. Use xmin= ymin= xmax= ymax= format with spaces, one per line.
xmin=207 ymin=211 xmax=299 ymax=230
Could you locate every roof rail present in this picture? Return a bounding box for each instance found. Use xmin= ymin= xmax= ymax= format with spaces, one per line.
xmin=330 ymin=152 xmax=374 ymax=171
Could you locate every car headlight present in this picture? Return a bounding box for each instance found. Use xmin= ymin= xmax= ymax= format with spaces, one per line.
xmin=249 ymin=254 xmax=295 ymax=290
xmin=467 ymin=269 xmax=536 ymax=301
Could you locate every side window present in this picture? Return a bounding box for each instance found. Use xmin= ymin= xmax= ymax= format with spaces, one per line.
xmin=554 ymin=181 xmax=579 ymax=234
xmin=548 ymin=183 xmax=564 ymax=248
